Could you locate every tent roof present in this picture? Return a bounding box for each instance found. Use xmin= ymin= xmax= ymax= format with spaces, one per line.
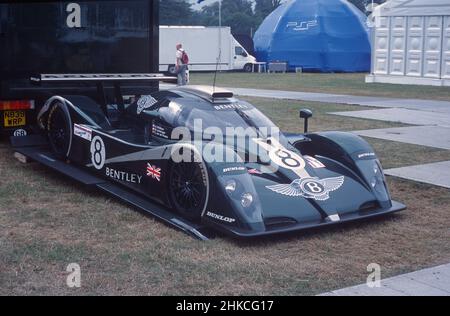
xmin=376 ymin=0 xmax=450 ymax=17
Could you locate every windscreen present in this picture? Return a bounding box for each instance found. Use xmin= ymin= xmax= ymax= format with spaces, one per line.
xmin=175 ymin=100 xmax=286 ymax=143
xmin=0 ymin=0 xmax=155 ymax=79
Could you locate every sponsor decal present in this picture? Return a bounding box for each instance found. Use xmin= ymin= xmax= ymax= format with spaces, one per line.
xmin=74 ymin=124 xmax=92 ymax=141
xmin=13 ymin=129 xmax=27 ymax=137
xmin=137 ymin=95 xmax=158 ymax=115
xmin=90 ymin=136 xmax=105 ymax=170
xmin=266 ymin=176 xmax=345 ymax=201
xmin=152 ymin=123 xmax=169 ymax=139
xmin=214 ymin=103 xmax=248 ymax=111
xmin=146 ymin=163 xmax=161 ymax=182
xmin=304 ymin=155 xmax=325 ymax=169
xmin=106 ymin=167 xmax=142 ymax=184
xmin=206 ymin=211 xmax=236 ymax=223
xmin=358 ymin=152 xmax=376 ymax=159
xmin=223 ymin=166 xmax=246 ymax=174
xmin=248 ymin=168 xmax=262 ymax=175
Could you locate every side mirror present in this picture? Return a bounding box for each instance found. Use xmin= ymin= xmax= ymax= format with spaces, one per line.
xmin=299 ymin=109 xmax=313 ymax=133
xmin=242 ymin=52 xmax=248 ymax=57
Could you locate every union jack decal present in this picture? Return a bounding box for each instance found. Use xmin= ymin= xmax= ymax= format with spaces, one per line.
xmin=146 ymin=163 xmax=161 ymax=182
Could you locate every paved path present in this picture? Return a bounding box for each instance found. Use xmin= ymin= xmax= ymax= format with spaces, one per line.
xmin=161 ymin=84 xmax=450 ymax=114
xmin=385 ymin=161 xmax=450 ymax=189
xmin=354 ymin=126 xmax=450 ymax=150
xmin=330 ymin=108 xmax=450 ymax=127
xmin=320 ymin=263 xmax=450 ymax=296
xmin=226 ymin=87 xmax=450 ymax=114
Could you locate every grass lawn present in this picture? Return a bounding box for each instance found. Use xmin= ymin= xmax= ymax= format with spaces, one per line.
xmin=190 ymin=73 xmax=450 ymax=101
xmin=1 ymin=97 xmax=449 ymax=295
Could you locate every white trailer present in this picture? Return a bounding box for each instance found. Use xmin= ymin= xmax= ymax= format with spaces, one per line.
xmin=366 ymin=0 xmax=450 ymax=87
xmin=159 ymin=26 xmax=257 ymax=74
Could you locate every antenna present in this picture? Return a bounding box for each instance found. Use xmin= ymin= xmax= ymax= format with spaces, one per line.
xmin=212 ymin=0 xmax=222 ymax=96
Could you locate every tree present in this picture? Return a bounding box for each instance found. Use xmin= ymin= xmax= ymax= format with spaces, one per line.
xmin=254 ymin=0 xmax=282 ymax=19
xmin=199 ymin=0 xmax=256 ymax=36
xmin=347 ymin=0 xmax=387 ymax=14
xmin=159 ymin=0 xmax=199 ymax=25
xmin=254 ymin=0 xmax=283 ymax=29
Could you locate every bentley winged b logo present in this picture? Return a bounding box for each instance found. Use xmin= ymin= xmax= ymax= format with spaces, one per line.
xmin=267 ymin=176 xmax=345 ymax=201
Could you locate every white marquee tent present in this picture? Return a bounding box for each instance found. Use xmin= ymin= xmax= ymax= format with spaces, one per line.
xmin=366 ymin=0 xmax=450 ymax=86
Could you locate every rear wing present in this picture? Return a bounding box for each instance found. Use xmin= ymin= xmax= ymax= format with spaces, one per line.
xmin=30 ymin=73 xmax=177 ymax=114
xmin=30 ymin=73 xmax=176 ymax=83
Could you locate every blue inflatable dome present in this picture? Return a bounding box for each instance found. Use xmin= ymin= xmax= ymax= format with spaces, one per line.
xmin=254 ymin=0 xmax=371 ymax=72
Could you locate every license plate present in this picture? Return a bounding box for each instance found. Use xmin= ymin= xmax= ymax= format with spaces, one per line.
xmin=4 ymin=111 xmax=26 ymax=127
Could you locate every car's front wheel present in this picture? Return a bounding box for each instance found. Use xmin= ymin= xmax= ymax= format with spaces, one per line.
xmin=244 ymin=63 xmax=253 ymax=73
xmin=47 ymin=101 xmax=72 ymax=160
xmin=168 ymin=157 xmax=208 ymax=220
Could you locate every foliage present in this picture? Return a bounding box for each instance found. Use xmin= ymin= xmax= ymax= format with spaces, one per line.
xmin=160 ymin=0 xmax=387 ymax=36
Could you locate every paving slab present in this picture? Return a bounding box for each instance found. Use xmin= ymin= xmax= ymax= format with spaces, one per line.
xmin=404 ymin=269 xmax=450 ymax=292
xmin=382 ymin=276 xmax=450 ymax=296
xmin=319 ymin=284 xmax=405 ymax=296
xmin=330 ymin=108 xmax=450 ymax=127
xmin=385 ymin=161 xmax=450 ymax=189
xmin=321 ymin=264 xmax=450 ymax=296
xmin=354 ymin=126 xmax=450 ymax=150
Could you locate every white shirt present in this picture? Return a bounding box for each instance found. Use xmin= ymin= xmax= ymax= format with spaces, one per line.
xmin=176 ymin=49 xmax=184 ymax=65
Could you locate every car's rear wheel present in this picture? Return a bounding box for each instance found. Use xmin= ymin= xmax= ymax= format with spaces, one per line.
xmin=169 ymin=156 xmax=208 ymax=220
xmin=47 ymin=101 xmax=72 ymax=160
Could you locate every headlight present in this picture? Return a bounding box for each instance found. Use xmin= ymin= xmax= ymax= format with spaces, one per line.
xmin=370 ymin=161 xmax=383 ymax=188
xmin=225 ymin=180 xmax=237 ymax=194
xmin=374 ymin=163 xmax=380 ymax=175
xmin=370 ymin=177 xmax=378 ymax=188
xmin=241 ymin=193 xmax=254 ymax=208
xmin=370 ymin=160 xmax=391 ymax=202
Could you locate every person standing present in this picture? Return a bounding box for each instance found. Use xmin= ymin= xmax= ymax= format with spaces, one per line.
xmin=175 ymin=43 xmax=189 ymax=86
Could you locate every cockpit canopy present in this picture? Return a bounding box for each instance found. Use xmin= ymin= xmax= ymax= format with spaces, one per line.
xmin=128 ymin=87 xmax=286 ymax=143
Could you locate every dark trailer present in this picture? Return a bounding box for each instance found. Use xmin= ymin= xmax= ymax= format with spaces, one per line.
xmin=0 ymin=0 xmax=210 ymax=239
xmin=0 ymin=0 xmax=160 ymax=136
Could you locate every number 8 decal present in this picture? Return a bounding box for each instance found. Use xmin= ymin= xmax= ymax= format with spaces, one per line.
xmin=274 ymin=149 xmax=303 ymax=168
xmin=91 ymin=136 xmax=105 ymax=170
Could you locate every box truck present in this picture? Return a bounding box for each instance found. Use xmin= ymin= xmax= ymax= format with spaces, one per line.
xmin=0 ymin=0 xmax=160 ymax=136
xmin=159 ymin=26 xmax=257 ymax=74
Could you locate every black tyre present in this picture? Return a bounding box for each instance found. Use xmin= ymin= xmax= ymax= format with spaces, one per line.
xmin=168 ymin=65 xmax=177 ymax=75
xmin=47 ymin=102 xmax=72 ymax=160
xmin=244 ymin=63 xmax=253 ymax=73
xmin=169 ymin=157 xmax=208 ymax=220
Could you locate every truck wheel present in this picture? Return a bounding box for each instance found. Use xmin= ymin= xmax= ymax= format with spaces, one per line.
xmin=244 ymin=64 xmax=253 ymax=73
xmin=168 ymin=154 xmax=208 ymax=220
xmin=168 ymin=65 xmax=177 ymax=75
xmin=47 ymin=101 xmax=72 ymax=160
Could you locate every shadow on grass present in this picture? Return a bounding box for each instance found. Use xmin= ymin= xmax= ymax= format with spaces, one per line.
xmin=222 ymin=212 xmax=406 ymax=247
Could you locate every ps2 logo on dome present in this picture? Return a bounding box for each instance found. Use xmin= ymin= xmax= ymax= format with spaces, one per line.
xmin=286 ymin=20 xmax=318 ymax=31
xmin=66 ymin=3 xmax=81 ymax=28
